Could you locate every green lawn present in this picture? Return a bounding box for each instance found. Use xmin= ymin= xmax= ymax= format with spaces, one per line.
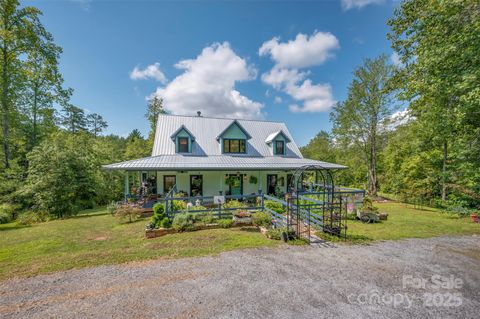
xmin=1 ymin=202 xmax=479 ymax=280
xmin=318 ymin=202 xmax=480 ymax=243
xmin=0 ymin=211 xmax=279 ymax=280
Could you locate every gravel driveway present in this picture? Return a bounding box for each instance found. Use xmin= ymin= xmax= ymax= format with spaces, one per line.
xmin=1 ymin=235 xmax=479 ymax=319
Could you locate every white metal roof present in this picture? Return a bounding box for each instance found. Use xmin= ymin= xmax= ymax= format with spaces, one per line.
xmin=103 ymin=155 xmax=347 ymax=171
xmin=152 ymin=114 xmax=302 ymax=157
xmin=103 ymin=114 xmax=346 ymax=171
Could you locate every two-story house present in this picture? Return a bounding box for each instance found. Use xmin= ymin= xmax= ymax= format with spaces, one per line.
xmin=104 ymin=113 xmax=345 ymax=199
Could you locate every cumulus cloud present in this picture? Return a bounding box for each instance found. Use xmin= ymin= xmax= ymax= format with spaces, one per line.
xmin=150 ymin=42 xmax=263 ymax=119
xmin=130 ymin=62 xmax=167 ymax=83
xmin=261 ymin=67 xmax=308 ymax=90
xmin=274 ymin=96 xmax=282 ymax=104
xmin=341 ymin=0 xmax=385 ymax=10
xmin=259 ymin=31 xmax=337 ymax=113
xmin=259 ymin=31 xmax=339 ymax=69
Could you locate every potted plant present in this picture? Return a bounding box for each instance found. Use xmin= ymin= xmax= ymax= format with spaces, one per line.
xmin=225 ymin=176 xmax=236 ymax=187
xmin=233 ymin=210 xmax=252 ymax=224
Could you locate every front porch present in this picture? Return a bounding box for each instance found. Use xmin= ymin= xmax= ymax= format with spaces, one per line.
xmin=123 ymin=170 xmax=296 ymax=206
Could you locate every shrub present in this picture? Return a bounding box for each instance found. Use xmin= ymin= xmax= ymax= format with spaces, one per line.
xmin=441 ymin=205 xmax=473 ymax=217
xmin=223 ymin=199 xmax=246 ymax=210
xmin=200 ymin=212 xmax=217 ymax=224
xmin=0 ymin=212 xmax=11 ymax=224
xmin=217 ymin=219 xmax=233 ymax=228
xmin=361 ymin=196 xmax=379 ymax=213
xmin=0 ymin=203 xmax=19 ymax=218
xmin=16 ymin=211 xmax=48 ymax=225
xmin=114 ymin=204 xmax=142 ymax=223
xmin=171 ymin=200 xmax=188 ymax=212
xmin=151 ymin=203 xmax=171 ymax=228
xmin=266 ymin=227 xmax=294 ymax=240
xmin=107 ymin=201 xmax=119 ymax=215
xmin=266 ymin=227 xmax=282 ymax=240
xmin=252 ymin=212 xmax=272 ymax=227
xmin=172 ymin=213 xmax=195 ymax=231
xmin=264 ymin=200 xmax=285 ymax=214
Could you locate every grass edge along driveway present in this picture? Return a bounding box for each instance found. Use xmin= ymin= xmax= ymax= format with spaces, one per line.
xmin=1 ymin=202 xmax=479 ymax=280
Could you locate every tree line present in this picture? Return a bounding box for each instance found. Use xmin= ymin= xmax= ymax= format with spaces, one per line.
xmin=301 ymin=0 xmax=480 ymax=209
xmin=0 ymin=0 xmax=165 ymax=218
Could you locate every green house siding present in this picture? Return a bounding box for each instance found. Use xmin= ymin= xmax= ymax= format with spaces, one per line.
xmin=221 ymin=123 xmax=248 ymax=139
xmin=175 ymin=129 xmax=192 ymax=153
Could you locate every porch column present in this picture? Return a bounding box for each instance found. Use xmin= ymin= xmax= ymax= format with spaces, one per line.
xmin=124 ymin=172 xmax=129 ymax=201
xmin=219 ymin=172 xmax=224 ymax=195
xmin=258 ymin=171 xmax=262 ymax=194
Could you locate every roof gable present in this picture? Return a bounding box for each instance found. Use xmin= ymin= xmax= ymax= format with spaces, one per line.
xmin=265 ymin=130 xmax=292 ymax=144
xmin=215 ymin=120 xmax=252 ymax=141
xmin=170 ymin=125 xmax=196 ymax=141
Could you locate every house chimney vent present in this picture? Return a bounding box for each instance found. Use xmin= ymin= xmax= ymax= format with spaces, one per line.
xmin=197 ymin=111 xmax=202 ymax=117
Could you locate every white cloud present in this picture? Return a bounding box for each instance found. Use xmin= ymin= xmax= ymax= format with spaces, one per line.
xmin=341 ymin=0 xmax=385 ymax=10
xmin=130 ymin=62 xmax=167 ymax=83
xmin=259 ymin=31 xmax=339 ymax=69
xmin=390 ymin=52 xmax=402 ymax=67
xmin=287 ymin=81 xmax=335 ymax=113
xmin=274 ymin=96 xmax=282 ymax=104
xmin=261 ymin=67 xmax=308 ymax=90
xmin=150 ymin=42 xmax=263 ymax=119
xmin=259 ymin=31 xmax=337 ymax=113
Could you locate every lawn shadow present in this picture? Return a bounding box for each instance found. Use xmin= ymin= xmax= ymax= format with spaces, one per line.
xmin=237 ymin=226 xmax=260 ymax=232
xmin=0 ymin=224 xmax=30 ymax=232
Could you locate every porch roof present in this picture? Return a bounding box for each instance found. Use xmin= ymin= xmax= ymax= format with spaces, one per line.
xmin=102 ymin=155 xmax=347 ymax=171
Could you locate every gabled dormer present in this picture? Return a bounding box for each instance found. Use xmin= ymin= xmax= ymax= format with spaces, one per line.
xmin=216 ymin=120 xmax=251 ymax=154
xmin=265 ymin=130 xmax=291 ymax=156
xmin=171 ymin=125 xmax=195 ymax=153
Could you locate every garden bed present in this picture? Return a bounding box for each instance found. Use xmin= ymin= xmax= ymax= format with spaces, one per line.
xmin=145 ymin=221 xmax=254 ymax=238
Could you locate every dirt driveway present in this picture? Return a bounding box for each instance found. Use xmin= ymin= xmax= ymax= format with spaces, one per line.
xmin=1 ymin=236 xmax=479 ymax=319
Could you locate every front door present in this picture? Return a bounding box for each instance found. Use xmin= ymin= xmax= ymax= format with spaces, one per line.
xmin=190 ymin=175 xmax=203 ymax=196
xmin=229 ymin=175 xmax=243 ymax=196
xmin=267 ymin=174 xmax=277 ymax=195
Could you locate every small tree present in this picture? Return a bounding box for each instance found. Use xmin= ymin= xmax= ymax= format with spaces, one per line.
xmin=59 ymin=104 xmax=87 ymax=133
xmin=145 ymin=96 xmax=166 ymax=136
xmin=86 ymin=113 xmax=108 ymax=138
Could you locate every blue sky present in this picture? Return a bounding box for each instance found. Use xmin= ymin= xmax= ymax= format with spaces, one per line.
xmin=25 ymin=0 xmax=398 ymax=146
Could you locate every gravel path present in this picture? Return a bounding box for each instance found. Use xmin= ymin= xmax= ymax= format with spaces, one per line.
xmin=1 ymin=235 xmax=479 ymax=319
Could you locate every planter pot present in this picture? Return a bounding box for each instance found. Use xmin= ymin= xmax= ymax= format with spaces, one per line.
xmin=471 ymin=214 xmax=478 ymax=223
xmin=378 ymin=213 xmax=388 ymax=220
xmin=233 ymin=216 xmax=252 ymax=225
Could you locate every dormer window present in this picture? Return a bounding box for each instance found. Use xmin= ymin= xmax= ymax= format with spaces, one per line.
xmin=265 ymin=130 xmax=291 ymax=156
xmin=275 ymin=140 xmax=285 ymax=155
xmin=178 ymin=137 xmax=189 ymax=153
xmin=171 ymin=125 xmax=195 ymax=154
xmin=217 ymin=120 xmax=251 ymax=155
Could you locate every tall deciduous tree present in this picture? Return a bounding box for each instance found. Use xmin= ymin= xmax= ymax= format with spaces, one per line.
xmin=388 ymin=0 xmax=480 ymax=200
xmin=19 ymin=40 xmax=67 ymax=150
xmin=0 ymin=0 xmax=51 ymax=168
xmin=330 ymin=55 xmax=395 ymax=195
xmin=86 ymin=113 xmax=108 ymax=138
